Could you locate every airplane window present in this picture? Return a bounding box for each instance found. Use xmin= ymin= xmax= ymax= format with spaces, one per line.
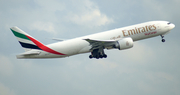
xmin=167 ymin=22 xmax=171 ymax=25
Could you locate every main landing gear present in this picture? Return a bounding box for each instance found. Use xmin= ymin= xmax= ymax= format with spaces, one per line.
xmin=161 ymin=35 xmax=165 ymax=42
xmin=89 ymin=49 xmax=107 ymax=59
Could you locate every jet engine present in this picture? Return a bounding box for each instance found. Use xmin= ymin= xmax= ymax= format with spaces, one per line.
xmin=114 ymin=37 xmax=133 ymax=50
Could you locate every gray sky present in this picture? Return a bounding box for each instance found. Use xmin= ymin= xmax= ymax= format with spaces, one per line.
xmin=0 ymin=0 xmax=180 ymax=95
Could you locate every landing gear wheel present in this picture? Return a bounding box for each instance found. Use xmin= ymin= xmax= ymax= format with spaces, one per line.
xmin=99 ymin=55 xmax=103 ymax=58
xmin=89 ymin=55 xmax=93 ymax=59
xmin=103 ymin=54 xmax=107 ymax=58
xmin=162 ymin=39 xmax=165 ymax=42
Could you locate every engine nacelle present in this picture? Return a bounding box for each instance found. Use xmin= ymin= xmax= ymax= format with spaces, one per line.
xmin=114 ymin=37 xmax=133 ymax=50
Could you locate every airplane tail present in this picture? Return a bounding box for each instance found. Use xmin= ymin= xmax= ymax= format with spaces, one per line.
xmin=10 ymin=26 xmax=66 ymax=56
xmin=10 ymin=26 xmax=43 ymax=51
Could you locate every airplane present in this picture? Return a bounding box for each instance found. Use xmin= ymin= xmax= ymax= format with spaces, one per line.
xmin=10 ymin=21 xmax=175 ymax=59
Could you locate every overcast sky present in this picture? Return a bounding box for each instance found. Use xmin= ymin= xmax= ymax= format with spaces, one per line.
xmin=0 ymin=0 xmax=180 ymax=95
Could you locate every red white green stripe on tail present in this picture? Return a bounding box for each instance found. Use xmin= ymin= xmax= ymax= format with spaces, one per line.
xmin=10 ymin=27 xmax=66 ymax=55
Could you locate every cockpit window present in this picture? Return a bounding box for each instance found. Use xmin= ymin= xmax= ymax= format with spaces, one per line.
xmin=167 ymin=22 xmax=171 ymax=25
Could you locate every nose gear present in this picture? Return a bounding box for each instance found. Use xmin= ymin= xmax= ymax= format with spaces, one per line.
xmin=161 ymin=35 xmax=165 ymax=42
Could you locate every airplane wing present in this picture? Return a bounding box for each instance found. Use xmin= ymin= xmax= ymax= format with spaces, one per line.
xmin=84 ymin=38 xmax=117 ymax=50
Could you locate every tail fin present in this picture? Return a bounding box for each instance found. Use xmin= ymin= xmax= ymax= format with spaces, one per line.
xmin=10 ymin=26 xmax=42 ymax=51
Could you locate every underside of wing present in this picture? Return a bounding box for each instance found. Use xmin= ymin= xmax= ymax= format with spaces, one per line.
xmin=84 ymin=38 xmax=117 ymax=50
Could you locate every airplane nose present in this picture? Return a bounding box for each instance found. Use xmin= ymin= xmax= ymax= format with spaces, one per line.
xmin=170 ymin=23 xmax=175 ymax=30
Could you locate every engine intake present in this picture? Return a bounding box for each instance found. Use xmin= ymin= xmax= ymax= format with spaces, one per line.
xmin=114 ymin=37 xmax=133 ymax=50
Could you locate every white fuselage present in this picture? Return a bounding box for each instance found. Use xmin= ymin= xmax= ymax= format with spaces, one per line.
xmin=17 ymin=21 xmax=175 ymax=58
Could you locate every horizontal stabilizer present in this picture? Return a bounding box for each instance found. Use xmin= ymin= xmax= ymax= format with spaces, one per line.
xmin=52 ymin=38 xmax=66 ymax=41
xmin=19 ymin=50 xmax=40 ymax=56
